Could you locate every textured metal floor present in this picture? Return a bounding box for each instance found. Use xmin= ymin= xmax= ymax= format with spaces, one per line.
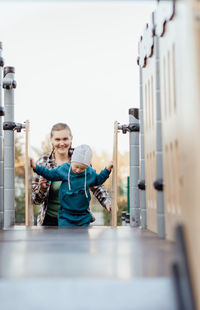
xmin=0 ymin=226 xmax=178 ymax=309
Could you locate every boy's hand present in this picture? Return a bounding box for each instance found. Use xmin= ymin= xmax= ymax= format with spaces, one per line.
xmin=106 ymin=161 xmax=113 ymax=171
xmin=30 ymin=159 xmax=50 ymax=188
xmin=30 ymin=158 xmax=36 ymax=169
xmin=39 ymin=176 xmax=51 ymax=189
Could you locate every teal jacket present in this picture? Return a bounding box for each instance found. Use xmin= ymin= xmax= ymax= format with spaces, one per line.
xmin=34 ymin=163 xmax=111 ymax=226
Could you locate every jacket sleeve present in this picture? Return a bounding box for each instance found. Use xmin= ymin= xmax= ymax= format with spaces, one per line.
xmin=91 ymin=168 xmax=111 ymax=186
xmin=32 ymin=157 xmax=50 ymax=205
xmin=90 ymin=184 xmax=111 ymax=208
xmin=34 ymin=164 xmax=65 ymax=182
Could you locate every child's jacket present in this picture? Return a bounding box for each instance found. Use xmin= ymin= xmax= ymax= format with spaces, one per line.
xmin=32 ymin=151 xmax=111 ymax=225
xmin=34 ymin=163 xmax=111 ymax=226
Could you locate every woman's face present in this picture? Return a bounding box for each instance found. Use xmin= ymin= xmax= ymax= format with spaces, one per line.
xmin=50 ymin=129 xmax=73 ymax=155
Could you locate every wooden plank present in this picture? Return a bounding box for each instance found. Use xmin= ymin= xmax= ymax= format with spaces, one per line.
xmin=158 ymin=5 xmax=182 ymax=241
xmin=180 ymin=1 xmax=200 ymax=309
xmin=142 ymin=54 xmax=157 ymax=234
xmin=110 ymin=121 xmax=118 ymax=227
xmin=25 ymin=120 xmax=33 ymax=226
xmin=158 ymin=1 xmax=200 ymax=307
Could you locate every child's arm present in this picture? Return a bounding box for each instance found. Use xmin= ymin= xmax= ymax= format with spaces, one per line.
xmin=91 ymin=161 xmax=113 ymax=186
xmin=30 ymin=158 xmax=65 ymax=182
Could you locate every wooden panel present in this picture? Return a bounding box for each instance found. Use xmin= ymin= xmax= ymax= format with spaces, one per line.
xmin=142 ymin=55 xmax=157 ymax=233
xmin=111 ymin=121 xmax=118 ymax=227
xmin=25 ymin=120 xmax=33 ymax=226
xmin=159 ymin=8 xmax=182 ymax=241
xmin=159 ymin=0 xmax=200 ymax=307
xmin=179 ymin=1 xmax=200 ymax=309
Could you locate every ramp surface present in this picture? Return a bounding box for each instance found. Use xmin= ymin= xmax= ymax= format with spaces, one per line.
xmin=0 ymin=226 xmax=177 ymax=309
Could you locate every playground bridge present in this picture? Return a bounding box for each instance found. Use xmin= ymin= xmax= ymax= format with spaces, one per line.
xmin=0 ymin=0 xmax=200 ymax=309
xmin=0 ymin=226 xmax=177 ymax=309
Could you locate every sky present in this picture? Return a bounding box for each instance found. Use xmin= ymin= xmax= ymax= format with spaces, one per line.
xmin=0 ymin=1 xmax=156 ymax=156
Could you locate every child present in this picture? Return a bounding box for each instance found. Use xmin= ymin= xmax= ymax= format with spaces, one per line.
xmin=31 ymin=144 xmax=113 ymax=226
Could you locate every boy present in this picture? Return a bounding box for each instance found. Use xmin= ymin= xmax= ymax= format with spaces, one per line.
xmin=31 ymin=144 xmax=113 ymax=226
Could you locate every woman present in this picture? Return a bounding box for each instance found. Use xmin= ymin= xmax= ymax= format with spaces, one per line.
xmin=32 ymin=123 xmax=111 ymax=226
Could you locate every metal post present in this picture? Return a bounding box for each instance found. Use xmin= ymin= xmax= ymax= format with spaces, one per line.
xmin=121 ymin=211 xmax=126 ymax=226
xmin=127 ymin=176 xmax=130 ymax=213
xmin=153 ymin=36 xmax=165 ymax=238
xmin=3 ymin=66 xmax=16 ymax=228
xmin=125 ymin=212 xmax=130 ymax=226
xmin=0 ymin=42 xmax=4 ymax=229
xmin=125 ymin=176 xmax=130 ymax=226
xmin=138 ymin=67 xmax=147 ymax=229
xmin=129 ymin=108 xmax=140 ymax=227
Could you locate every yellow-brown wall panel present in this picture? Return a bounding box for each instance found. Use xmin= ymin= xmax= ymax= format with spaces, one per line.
xmin=179 ymin=1 xmax=200 ymax=308
xmin=142 ymin=56 xmax=157 ymax=233
xmin=160 ymin=0 xmax=200 ymax=307
xmin=159 ymin=13 xmax=182 ymax=241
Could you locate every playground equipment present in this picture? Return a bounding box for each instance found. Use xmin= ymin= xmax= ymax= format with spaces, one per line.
xmin=116 ymin=0 xmax=200 ymax=307
xmin=3 ymin=66 xmax=18 ymax=228
xmin=0 ymin=42 xmax=4 ymax=229
xmin=25 ymin=120 xmax=33 ymax=226
xmin=137 ymin=0 xmax=200 ymax=308
xmin=110 ymin=121 xmax=118 ymax=226
xmin=0 ymin=0 xmax=200 ymax=308
xmin=138 ymin=11 xmax=165 ymax=238
xmin=118 ymin=108 xmax=140 ymax=227
xmin=0 ymin=58 xmax=33 ymax=228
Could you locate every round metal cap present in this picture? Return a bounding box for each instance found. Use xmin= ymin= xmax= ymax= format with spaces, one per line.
xmin=129 ymin=108 xmax=139 ymax=120
xmin=4 ymin=66 xmax=15 ymax=77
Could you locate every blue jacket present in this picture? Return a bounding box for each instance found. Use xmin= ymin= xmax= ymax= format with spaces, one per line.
xmin=34 ymin=163 xmax=111 ymax=226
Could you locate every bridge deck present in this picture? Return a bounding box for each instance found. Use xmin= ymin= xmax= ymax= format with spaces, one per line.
xmin=0 ymin=225 xmax=176 ymax=278
xmin=0 ymin=226 xmax=178 ymax=309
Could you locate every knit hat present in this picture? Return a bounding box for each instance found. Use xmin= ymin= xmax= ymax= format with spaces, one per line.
xmin=71 ymin=144 xmax=92 ymax=167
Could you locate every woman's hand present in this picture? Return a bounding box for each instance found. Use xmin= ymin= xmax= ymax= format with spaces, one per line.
xmin=30 ymin=158 xmax=36 ymax=169
xmin=30 ymin=158 xmax=50 ymax=189
xmin=106 ymin=161 xmax=113 ymax=171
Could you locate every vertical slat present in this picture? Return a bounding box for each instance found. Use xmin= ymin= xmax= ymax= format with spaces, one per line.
xmin=3 ymin=67 xmax=16 ymax=228
xmin=179 ymin=1 xmax=200 ymax=309
xmin=154 ymin=35 xmax=165 ymax=238
xmin=139 ymin=67 xmax=147 ymax=229
xmin=111 ymin=121 xmax=118 ymax=227
xmin=0 ymin=42 xmax=4 ymax=229
xmin=129 ymin=108 xmax=140 ymax=227
xmin=25 ymin=120 xmax=33 ymax=226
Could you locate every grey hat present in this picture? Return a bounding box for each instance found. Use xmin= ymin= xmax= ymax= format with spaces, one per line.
xmin=71 ymin=144 xmax=92 ymax=167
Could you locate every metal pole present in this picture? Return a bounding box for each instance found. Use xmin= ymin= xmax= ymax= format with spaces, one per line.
xmin=3 ymin=66 xmax=16 ymax=228
xmin=138 ymin=67 xmax=147 ymax=229
xmin=154 ymin=36 xmax=165 ymax=238
xmin=0 ymin=42 xmax=4 ymax=229
xmin=129 ymin=108 xmax=140 ymax=227
xmin=125 ymin=176 xmax=130 ymax=226
xmin=127 ymin=176 xmax=130 ymax=213
xmin=121 ymin=211 xmax=126 ymax=226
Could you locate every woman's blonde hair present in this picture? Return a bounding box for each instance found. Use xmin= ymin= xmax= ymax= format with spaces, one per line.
xmin=50 ymin=123 xmax=72 ymax=137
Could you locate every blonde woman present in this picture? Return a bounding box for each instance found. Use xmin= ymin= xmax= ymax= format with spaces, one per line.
xmin=32 ymin=123 xmax=111 ymax=226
